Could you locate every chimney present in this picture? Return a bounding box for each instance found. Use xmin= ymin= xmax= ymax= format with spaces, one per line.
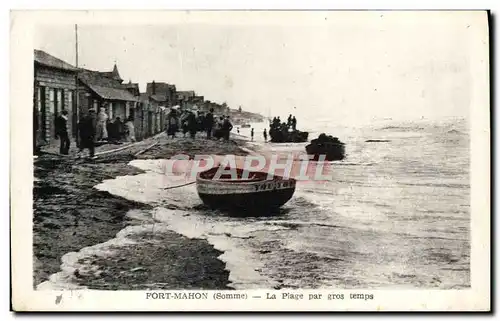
xmin=152 ymin=80 xmax=156 ymax=95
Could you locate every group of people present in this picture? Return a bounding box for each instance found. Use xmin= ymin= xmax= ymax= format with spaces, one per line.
xmin=165 ymin=107 xmax=234 ymax=141
xmin=250 ymin=127 xmax=268 ymax=143
xmin=213 ymin=114 xmax=234 ymax=140
xmin=248 ymin=127 xmax=269 ymax=142
xmin=53 ymin=107 xmax=136 ymax=158
xmin=93 ymin=108 xmax=136 ymax=144
xmin=270 ymin=114 xmax=297 ymax=132
xmin=50 ymin=106 xmax=245 ymax=158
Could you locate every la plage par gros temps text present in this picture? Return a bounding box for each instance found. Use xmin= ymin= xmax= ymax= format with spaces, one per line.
xmin=145 ymin=292 xmax=375 ymax=301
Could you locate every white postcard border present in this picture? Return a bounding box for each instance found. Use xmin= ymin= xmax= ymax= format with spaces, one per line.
xmin=10 ymin=10 xmax=490 ymax=312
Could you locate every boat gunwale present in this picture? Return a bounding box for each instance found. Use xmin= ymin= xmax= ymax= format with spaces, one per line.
xmin=196 ymin=175 xmax=296 ymax=186
xmin=196 ymin=167 xmax=296 ymax=186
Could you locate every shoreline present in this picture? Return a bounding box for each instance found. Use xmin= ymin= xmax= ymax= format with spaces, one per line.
xmin=33 ymin=133 xmax=250 ymax=290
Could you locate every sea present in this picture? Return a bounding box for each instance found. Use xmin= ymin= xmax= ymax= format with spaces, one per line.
xmin=38 ymin=116 xmax=470 ymax=290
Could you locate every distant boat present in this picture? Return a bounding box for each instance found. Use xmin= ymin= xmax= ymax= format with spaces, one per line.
xmin=306 ymin=134 xmax=345 ymax=161
xmin=269 ymin=128 xmax=309 ymax=143
xmin=196 ymin=166 xmax=296 ymax=213
xmin=241 ymin=124 xmax=251 ymax=128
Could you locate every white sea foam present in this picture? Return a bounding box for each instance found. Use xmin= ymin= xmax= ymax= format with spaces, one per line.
xmin=41 ymin=159 xmax=291 ymax=290
xmin=38 ymin=120 xmax=471 ymax=290
xmin=151 ymin=207 xmax=284 ymax=289
xmin=37 ymin=223 xmax=146 ymax=290
xmin=98 ymin=159 xmax=281 ymax=289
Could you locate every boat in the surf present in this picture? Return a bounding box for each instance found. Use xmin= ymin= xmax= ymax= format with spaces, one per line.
xmin=269 ymin=128 xmax=309 ymax=143
xmin=196 ymin=166 xmax=296 ymax=212
xmin=241 ymin=124 xmax=251 ymax=128
xmin=305 ymin=133 xmax=346 ymax=161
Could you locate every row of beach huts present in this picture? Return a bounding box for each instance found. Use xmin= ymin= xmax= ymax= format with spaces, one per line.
xmin=33 ymin=49 xmax=233 ymax=150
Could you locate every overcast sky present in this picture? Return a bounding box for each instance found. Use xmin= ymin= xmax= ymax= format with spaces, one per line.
xmin=35 ymin=11 xmax=485 ymax=125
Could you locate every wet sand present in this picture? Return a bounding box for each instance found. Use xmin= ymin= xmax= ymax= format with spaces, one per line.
xmin=75 ymin=230 xmax=232 ymax=290
xmin=33 ymin=134 xmax=248 ymax=289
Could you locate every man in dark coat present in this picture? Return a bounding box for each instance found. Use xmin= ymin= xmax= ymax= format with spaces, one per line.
xmin=166 ymin=109 xmax=179 ymax=139
xmin=33 ymin=107 xmax=39 ymax=155
xmin=197 ymin=112 xmax=206 ymax=132
xmin=55 ymin=110 xmax=70 ymax=155
xmin=291 ymin=116 xmax=297 ymax=130
xmin=78 ymin=109 xmax=97 ymax=158
xmin=114 ymin=117 xmax=125 ymax=141
xmin=187 ymin=111 xmax=197 ymax=139
xmin=272 ymin=117 xmax=278 ymax=128
xmin=222 ymin=116 xmax=233 ymax=141
xmin=205 ymin=108 xmax=214 ymax=139
xmin=106 ymin=119 xmax=115 ymax=142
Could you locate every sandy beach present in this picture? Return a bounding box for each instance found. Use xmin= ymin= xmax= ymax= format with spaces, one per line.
xmin=33 ymin=120 xmax=470 ymax=291
xmin=33 ymin=133 xmax=249 ymax=289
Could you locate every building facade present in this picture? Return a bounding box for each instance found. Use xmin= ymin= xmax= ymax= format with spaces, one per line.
xmin=34 ymin=50 xmax=233 ymax=151
xmin=146 ymin=81 xmax=177 ymax=107
xmin=34 ymin=50 xmax=78 ymax=148
xmin=176 ymin=90 xmax=196 ymax=109
xmin=77 ymin=66 xmax=139 ymax=123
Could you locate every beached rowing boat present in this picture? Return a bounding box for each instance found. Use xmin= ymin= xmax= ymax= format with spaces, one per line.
xmin=196 ymin=166 xmax=296 ymax=212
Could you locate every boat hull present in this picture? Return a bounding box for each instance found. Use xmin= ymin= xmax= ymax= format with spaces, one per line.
xmin=306 ymin=135 xmax=346 ymax=161
xmin=305 ymin=143 xmax=345 ymax=161
xmin=198 ymin=187 xmax=295 ymax=212
xmin=269 ymin=129 xmax=309 ymax=143
xmin=196 ymin=170 xmax=296 ymax=213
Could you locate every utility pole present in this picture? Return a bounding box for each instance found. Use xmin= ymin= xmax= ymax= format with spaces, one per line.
xmin=75 ymin=24 xmax=79 ymax=106
xmin=75 ymin=24 xmax=80 ymax=140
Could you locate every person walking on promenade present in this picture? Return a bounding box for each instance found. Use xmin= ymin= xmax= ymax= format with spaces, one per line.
xmin=187 ymin=110 xmax=198 ymax=139
xmin=222 ymin=116 xmax=233 ymax=141
xmin=33 ymin=107 xmax=40 ymax=156
xmin=180 ymin=111 xmax=189 ymax=137
xmin=78 ymin=109 xmax=97 ymax=158
xmin=197 ymin=112 xmax=206 ymax=132
xmin=291 ymin=116 xmax=297 ymax=131
xmin=251 ymin=128 xmax=254 ymax=141
xmin=114 ymin=117 xmax=125 ymax=142
xmin=214 ymin=116 xmax=224 ymax=139
xmin=55 ymin=110 xmax=71 ymax=155
xmin=166 ymin=108 xmax=179 ymax=139
xmin=95 ymin=107 xmax=109 ymax=142
xmin=263 ymin=128 xmax=268 ymax=142
xmin=106 ymin=119 xmax=115 ymax=143
xmin=205 ymin=108 xmax=214 ymax=139
xmin=125 ymin=116 xmax=136 ymax=142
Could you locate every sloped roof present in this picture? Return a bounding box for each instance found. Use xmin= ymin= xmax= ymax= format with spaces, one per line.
xmin=124 ymin=82 xmax=139 ymax=89
xmin=111 ymin=64 xmax=122 ymax=81
xmin=146 ymin=82 xmax=176 ymax=96
xmin=78 ymin=69 xmax=137 ymax=101
xmin=177 ymin=90 xmax=195 ymax=96
xmin=150 ymin=94 xmax=168 ymax=102
xmin=34 ymin=49 xmax=77 ymax=72
xmin=86 ymin=84 xmax=138 ymax=101
xmin=176 ymin=90 xmax=196 ymax=100
xmin=97 ymin=64 xmax=123 ymax=82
